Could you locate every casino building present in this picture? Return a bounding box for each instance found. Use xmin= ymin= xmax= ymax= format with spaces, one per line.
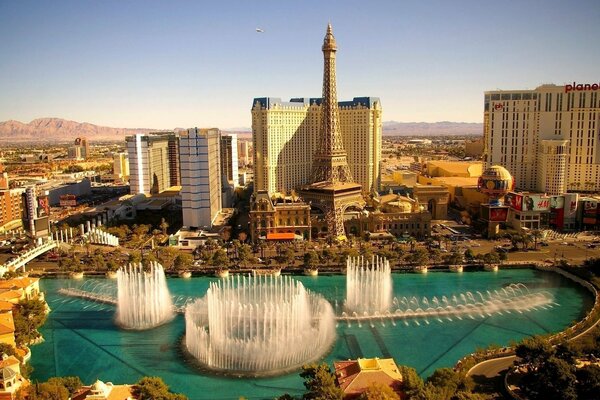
xmin=483 ymin=84 xmax=600 ymax=195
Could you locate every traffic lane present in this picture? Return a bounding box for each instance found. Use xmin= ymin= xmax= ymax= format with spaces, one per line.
xmin=467 ymin=355 xmax=517 ymax=378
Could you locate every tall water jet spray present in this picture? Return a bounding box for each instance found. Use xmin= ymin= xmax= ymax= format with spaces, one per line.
xmin=346 ymin=256 xmax=392 ymax=314
xmin=116 ymin=262 xmax=174 ymax=329
xmin=184 ymin=275 xmax=336 ymax=376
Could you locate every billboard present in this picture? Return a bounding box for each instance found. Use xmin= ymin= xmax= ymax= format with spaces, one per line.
xmin=505 ymin=192 xmax=523 ymax=211
xmin=563 ymin=193 xmax=579 ymax=218
xmin=523 ymin=194 xmax=550 ymax=211
xmin=480 ymin=205 xmax=509 ymax=222
xmin=33 ymin=217 xmax=50 ymax=239
xmin=59 ymin=194 xmax=77 ymax=207
xmin=37 ymin=195 xmax=50 ymax=217
xmin=489 ymin=207 xmax=509 ymax=222
xmin=505 ymin=193 xmax=550 ymax=211
xmin=550 ymin=195 xmax=565 ymax=210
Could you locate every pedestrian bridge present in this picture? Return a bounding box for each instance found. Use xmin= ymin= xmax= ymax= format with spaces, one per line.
xmin=0 ymin=240 xmax=57 ymax=276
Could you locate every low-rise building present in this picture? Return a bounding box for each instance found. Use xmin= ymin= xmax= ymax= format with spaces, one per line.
xmin=0 ymin=354 xmax=27 ymax=399
xmin=334 ymin=358 xmax=403 ymax=399
xmin=72 ymin=379 xmax=136 ymax=400
xmin=249 ymin=191 xmax=312 ymax=242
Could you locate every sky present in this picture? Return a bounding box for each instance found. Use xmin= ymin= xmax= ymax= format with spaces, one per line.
xmin=1 ymin=0 xmax=599 ymax=129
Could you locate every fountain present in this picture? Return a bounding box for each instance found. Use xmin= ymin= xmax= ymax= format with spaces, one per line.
xmin=338 ymin=283 xmax=555 ymax=326
xmin=345 ymin=255 xmax=392 ymax=314
xmin=184 ymin=275 xmax=336 ymax=376
xmin=115 ymin=262 xmax=174 ymax=330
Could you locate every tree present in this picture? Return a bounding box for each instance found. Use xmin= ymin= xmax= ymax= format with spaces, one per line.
xmin=577 ymin=364 xmax=600 ymax=400
xmin=28 ymin=382 xmax=69 ymax=400
xmin=406 ymin=248 xmax=428 ymax=266
xmin=173 ymin=253 xmax=193 ymax=271
xmin=300 ymin=363 xmax=344 ymax=400
xmin=463 ymin=249 xmax=475 ymax=262
xmin=211 ymin=249 xmax=230 ymax=269
xmin=304 ymin=251 xmax=319 ymax=270
xmin=530 ymin=230 xmax=543 ymax=250
xmin=47 ymin=376 xmax=83 ymax=395
xmin=133 ymin=377 xmax=187 ymax=400
xmin=515 ymin=336 xmax=554 ymax=371
xmin=358 ymin=382 xmax=399 ymax=400
xmin=425 ymin=368 xmax=474 ymax=399
xmin=13 ymin=298 xmax=47 ymax=347
xmin=445 ymin=250 xmax=463 ymax=266
xmin=531 ymin=356 xmax=577 ymax=400
xmin=157 ymin=247 xmax=180 ymax=270
xmin=0 ymin=343 xmax=16 ymax=358
xmin=397 ymin=365 xmax=424 ymax=398
xmin=237 ymin=243 xmax=254 ymax=268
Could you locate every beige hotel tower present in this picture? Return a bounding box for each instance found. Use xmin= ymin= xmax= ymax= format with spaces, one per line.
xmin=483 ymin=83 xmax=600 ymax=195
xmin=251 ymin=37 xmax=382 ymax=195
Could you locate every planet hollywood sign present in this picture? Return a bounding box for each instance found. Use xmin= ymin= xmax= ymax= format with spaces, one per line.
xmin=565 ymin=82 xmax=600 ymax=93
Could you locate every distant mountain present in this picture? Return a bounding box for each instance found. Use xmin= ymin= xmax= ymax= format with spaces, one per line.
xmin=382 ymin=121 xmax=483 ymax=136
xmin=0 ymin=118 xmax=159 ymax=142
xmin=0 ymin=118 xmax=483 ymax=142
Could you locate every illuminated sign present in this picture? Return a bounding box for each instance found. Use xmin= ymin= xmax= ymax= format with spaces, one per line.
xmin=565 ymin=82 xmax=600 ymax=93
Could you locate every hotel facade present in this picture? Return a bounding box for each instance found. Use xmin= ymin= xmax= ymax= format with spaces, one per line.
xmin=126 ymin=132 xmax=180 ymax=195
xmin=251 ymin=97 xmax=382 ymax=195
xmin=179 ymin=128 xmax=222 ymax=229
xmin=483 ymin=83 xmax=600 ymax=195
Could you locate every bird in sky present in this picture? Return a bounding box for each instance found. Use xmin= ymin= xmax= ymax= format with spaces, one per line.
xmin=256 ymin=28 xmax=264 ymax=33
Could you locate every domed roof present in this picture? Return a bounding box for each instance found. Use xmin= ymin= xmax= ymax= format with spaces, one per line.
xmin=481 ymin=165 xmax=513 ymax=181
xmin=477 ymin=165 xmax=514 ymax=198
xmin=1 ymin=367 xmax=15 ymax=381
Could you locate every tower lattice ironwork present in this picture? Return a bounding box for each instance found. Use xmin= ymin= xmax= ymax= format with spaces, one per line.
xmin=302 ymin=24 xmax=365 ymax=239
xmin=310 ymin=24 xmax=354 ymax=184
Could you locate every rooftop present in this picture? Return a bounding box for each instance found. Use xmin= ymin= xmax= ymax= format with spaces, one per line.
xmin=334 ymin=358 xmax=403 ymax=397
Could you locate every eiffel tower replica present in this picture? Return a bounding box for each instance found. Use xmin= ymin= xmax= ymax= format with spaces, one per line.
xmin=301 ymin=24 xmax=365 ymax=239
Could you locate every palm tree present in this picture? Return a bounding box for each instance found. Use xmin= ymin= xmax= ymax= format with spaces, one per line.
xmin=521 ymin=233 xmax=532 ymax=250
xmin=531 ymin=229 xmax=543 ymax=250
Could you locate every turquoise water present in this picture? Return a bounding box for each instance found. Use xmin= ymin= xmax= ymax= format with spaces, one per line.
xmin=32 ymin=269 xmax=593 ymax=400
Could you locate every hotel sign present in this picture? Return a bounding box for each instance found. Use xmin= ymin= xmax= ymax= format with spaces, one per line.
xmin=565 ymin=82 xmax=600 ymax=93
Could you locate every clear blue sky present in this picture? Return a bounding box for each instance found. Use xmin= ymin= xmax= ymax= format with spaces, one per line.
xmin=1 ymin=0 xmax=599 ymax=129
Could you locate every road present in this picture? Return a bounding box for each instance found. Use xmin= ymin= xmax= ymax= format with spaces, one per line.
xmin=467 ymin=355 xmax=517 ymax=378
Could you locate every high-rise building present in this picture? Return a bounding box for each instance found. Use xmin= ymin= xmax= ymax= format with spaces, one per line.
xmin=0 ymin=165 xmax=24 ymax=232
xmin=238 ymin=140 xmax=250 ymax=167
xmin=126 ymin=133 xmax=180 ymax=194
xmin=113 ymin=153 xmax=130 ymax=182
xmin=179 ymin=128 xmax=222 ymax=229
xmin=252 ymin=97 xmax=381 ymax=194
xmin=67 ymin=146 xmax=83 ymax=160
xmin=220 ymin=134 xmax=239 ymax=187
xmin=74 ymin=137 xmax=90 ymax=159
xmin=483 ymin=84 xmax=600 ymax=195
xmin=252 ymin=26 xmax=382 ymax=196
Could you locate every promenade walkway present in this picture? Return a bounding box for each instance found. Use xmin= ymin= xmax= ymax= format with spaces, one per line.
xmin=0 ymin=240 xmax=57 ymax=276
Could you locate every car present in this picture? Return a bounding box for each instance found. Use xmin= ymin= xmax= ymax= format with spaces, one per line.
xmin=561 ymin=242 xmax=568 ymax=245
xmin=471 ymin=243 xmax=481 ymax=247
xmin=540 ymin=242 xmax=549 ymax=247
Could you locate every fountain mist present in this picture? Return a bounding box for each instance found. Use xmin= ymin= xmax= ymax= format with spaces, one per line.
xmin=346 ymin=255 xmax=392 ymax=314
xmin=116 ymin=262 xmax=174 ymax=329
xmin=184 ymin=275 xmax=336 ymax=376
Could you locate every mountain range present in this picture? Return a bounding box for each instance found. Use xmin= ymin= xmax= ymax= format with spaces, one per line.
xmin=0 ymin=118 xmax=483 ymax=142
xmin=382 ymin=121 xmax=482 ymax=136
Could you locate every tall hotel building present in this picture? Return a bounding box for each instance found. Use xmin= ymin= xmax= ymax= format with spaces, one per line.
xmin=179 ymin=128 xmax=222 ymax=229
xmin=251 ymin=97 xmax=382 ymax=194
xmin=483 ymin=84 xmax=600 ymax=195
xmin=126 ymin=133 xmax=180 ymax=194
xmin=220 ymin=134 xmax=239 ymax=187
